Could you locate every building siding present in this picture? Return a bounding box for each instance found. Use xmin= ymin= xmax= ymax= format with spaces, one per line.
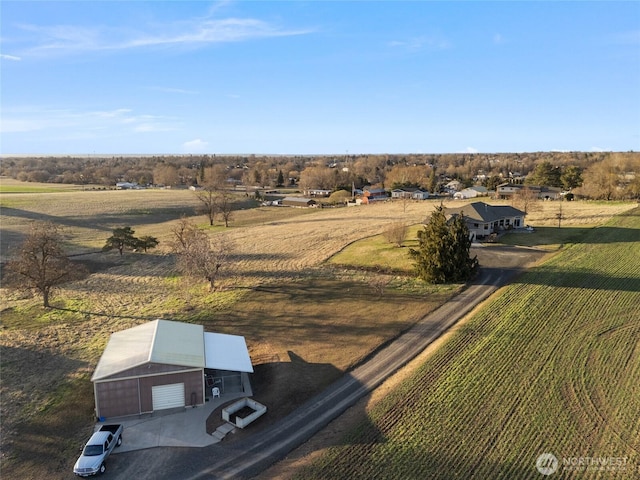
xmin=95 ymin=369 xmax=204 ymax=418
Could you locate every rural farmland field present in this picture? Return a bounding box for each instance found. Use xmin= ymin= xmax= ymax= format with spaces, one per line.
xmin=290 ymin=207 xmax=640 ymax=480
xmin=0 ymin=179 xmax=637 ymax=478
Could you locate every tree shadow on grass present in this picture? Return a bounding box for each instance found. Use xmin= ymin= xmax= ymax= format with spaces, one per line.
xmin=0 ymin=345 xmax=92 ymax=478
xmin=515 ymin=266 xmax=640 ymax=292
xmin=0 ymin=205 xmax=198 ymax=232
xmin=504 ymin=225 xmax=640 ymax=246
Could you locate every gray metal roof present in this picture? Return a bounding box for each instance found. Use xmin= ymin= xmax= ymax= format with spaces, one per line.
xmin=445 ymin=202 xmax=525 ymax=223
xmin=92 ymin=320 xmax=204 ymax=381
xmin=282 ymin=196 xmax=316 ymax=204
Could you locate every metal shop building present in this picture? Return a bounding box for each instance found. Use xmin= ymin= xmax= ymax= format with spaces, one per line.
xmin=91 ymin=319 xmax=254 ymax=419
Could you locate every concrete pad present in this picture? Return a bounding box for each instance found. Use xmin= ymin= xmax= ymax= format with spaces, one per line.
xmin=217 ymin=423 xmax=236 ymax=435
xmin=111 ymin=391 xmax=247 ymax=454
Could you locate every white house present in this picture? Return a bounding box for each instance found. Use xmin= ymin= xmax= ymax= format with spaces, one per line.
xmin=391 ymin=187 xmax=430 ymax=200
xmin=444 ymin=180 xmax=463 ymax=194
xmin=454 ymin=186 xmax=488 ymax=199
xmin=445 ymin=202 xmax=526 ymax=241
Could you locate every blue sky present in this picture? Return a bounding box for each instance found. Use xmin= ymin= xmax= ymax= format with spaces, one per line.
xmin=1 ymin=1 xmax=639 ymax=155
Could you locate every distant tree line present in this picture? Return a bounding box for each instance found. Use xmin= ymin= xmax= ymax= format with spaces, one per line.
xmin=2 ymin=151 xmax=638 ymax=200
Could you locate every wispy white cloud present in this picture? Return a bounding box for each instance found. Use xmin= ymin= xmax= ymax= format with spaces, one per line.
xmin=0 ymin=53 xmax=22 ymax=61
xmin=493 ymin=33 xmax=505 ymax=45
xmin=388 ymin=35 xmax=451 ymax=51
xmin=14 ymin=11 xmax=314 ymax=57
xmin=149 ymin=86 xmax=199 ymax=95
xmin=17 ymin=23 xmax=103 ymax=52
xmin=0 ymin=106 xmax=179 ymax=135
xmin=183 ymin=138 xmax=209 ymax=152
xmin=124 ymin=18 xmax=312 ymax=49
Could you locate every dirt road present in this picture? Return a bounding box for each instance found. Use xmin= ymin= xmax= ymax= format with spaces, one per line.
xmin=107 ymin=246 xmax=543 ymax=480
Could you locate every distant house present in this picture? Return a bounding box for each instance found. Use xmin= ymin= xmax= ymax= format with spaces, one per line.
xmin=304 ymin=189 xmax=332 ymax=198
xmin=116 ymin=182 xmax=139 ymax=190
xmin=445 ymin=201 xmax=526 ymax=241
xmin=92 ymin=319 xmax=253 ymax=419
xmin=361 ymin=187 xmax=388 ymax=204
xmin=496 ymin=183 xmax=562 ymax=200
xmin=282 ymin=197 xmax=317 ymax=208
xmin=454 ymin=186 xmax=488 ymax=199
xmin=495 ymin=183 xmax=521 ymax=199
xmin=444 ymin=180 xmax=463 ymax=194
xmin=391 ymin=187 xmax=430 ymax=200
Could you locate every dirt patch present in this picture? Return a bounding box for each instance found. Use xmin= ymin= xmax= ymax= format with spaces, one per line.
xmin=207 ymin=357 xmax=344 ymax=437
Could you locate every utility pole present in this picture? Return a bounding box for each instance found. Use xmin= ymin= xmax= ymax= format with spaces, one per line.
xmin=556 ymin=201 xmax=563 ymax=228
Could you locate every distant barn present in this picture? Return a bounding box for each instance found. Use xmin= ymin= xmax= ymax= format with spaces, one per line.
xmin=282 ymin=197 xmax=317 ymax=208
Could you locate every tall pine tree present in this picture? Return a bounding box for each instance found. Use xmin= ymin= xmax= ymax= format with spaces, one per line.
xmin=410 ymin=205 xmax=478 ymax=283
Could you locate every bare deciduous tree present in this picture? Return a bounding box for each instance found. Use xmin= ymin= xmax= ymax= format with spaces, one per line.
xmin=298 ymin=165 xmax=337 ymax=191
xmin=383 ymin=221 xmax=408 ymax=247
xmin=152 ymin=164 xmax=179 ymax=186
xmin=203 ymin=165 xmax=227 ymax=188
xmin=512 ymin=186 xmax=539 ymax=215
xmin=4 ymin=222 xmax=88 ymax=307
xmin=170 ymin=218 xmax=234 ymax=291
xmin=216 ymin=190 xmax=235 ymax=227
xmin=195 ymin=187 xmax=218 ymax=226
xmin=194 ymin=187 xmax=235 ymax=227
xmin=370 ymin=276 xmax=390 ymax=295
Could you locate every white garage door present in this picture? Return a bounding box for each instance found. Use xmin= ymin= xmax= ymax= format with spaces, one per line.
xmin=152 ymin=383 xmax=185 ymax=411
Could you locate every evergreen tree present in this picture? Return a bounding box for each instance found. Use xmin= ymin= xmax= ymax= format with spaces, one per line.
xmin=103 ymin=227 xmax=139 ymax=255
xmin=526 ymin=161 xmax=562 ymax=187
xmin=410 ymin=205 xmax=478 ymax=283
xmin=137 ymin=235 xmax=159 ymax=252
xmin=449 ymin=212 xmax=478 ymax=281
xmin=560 ymin=165 xmax=583 ymax=190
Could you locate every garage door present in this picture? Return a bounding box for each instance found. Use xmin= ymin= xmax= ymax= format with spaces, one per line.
xmin=152 ymin=383 xmax=185 ymax=411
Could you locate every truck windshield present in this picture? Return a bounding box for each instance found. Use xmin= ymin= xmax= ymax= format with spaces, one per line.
xmin=82 ymin=445 xmax=103 ymax=456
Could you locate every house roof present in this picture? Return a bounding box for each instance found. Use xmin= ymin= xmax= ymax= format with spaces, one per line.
xmin=92 ymin=319 xmax=252 ymax=381
xmin=445 ymin=202 xmax=525 ymax=223
xmin=363 ymin=187 xmax=386 ymax=194
xmin=391 ymin=187 xmax=426 ymax=193
xmin=282 ymin=196 xmax=316 ymax=205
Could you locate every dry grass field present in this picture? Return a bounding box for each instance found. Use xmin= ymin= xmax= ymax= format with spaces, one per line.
xmin=0 ymin=177 xmax=637 ymax=478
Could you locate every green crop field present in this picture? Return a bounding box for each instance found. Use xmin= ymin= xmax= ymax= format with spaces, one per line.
xmin=295 ymin=208 xmax=640 ymax=479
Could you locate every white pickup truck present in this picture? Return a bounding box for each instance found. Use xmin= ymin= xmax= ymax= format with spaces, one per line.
xmin=73 ymin=424 xmax=123 ymax=477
